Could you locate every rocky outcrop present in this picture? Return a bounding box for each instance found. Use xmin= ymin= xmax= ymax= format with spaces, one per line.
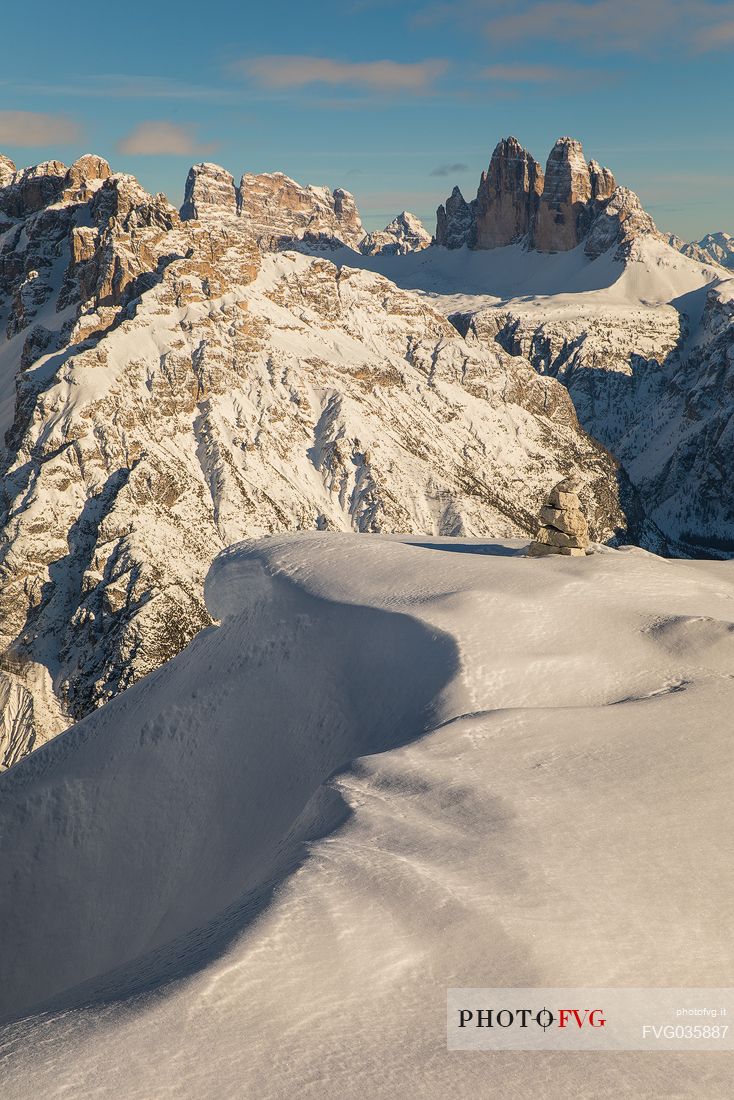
xmin=180 ymin=162 xmax=238 ymax=220
xmin=527 ymin=477 xmax=589 ymax=556
xmin=237 ymin=172 xmax=364 ymax=248
xmin=180 ymin=165 xmax=365 ymax=249
xmin=585 ymin=187 xmax=661 ymax=259
xmin=589 ymin=159 xmax=616 ymax=201
xmin=62 ymin=155 xmax=112 ymax=200
xmin=0 ymin=160 xmax=67 ymax=219
xmin=533 ymin=138 xmax=594 ymax=252
xmin=435 ymin=137 xmax=650 ymax=256
xmin=360 ymin=211 xmax=431 ymax=256
xmin=0 ymin=154 xmax=16 ymax=188
xmin=435 ymin=186 xmax=476 ymax=249
xmin=475 ymin=137 xmax=544 ymax=248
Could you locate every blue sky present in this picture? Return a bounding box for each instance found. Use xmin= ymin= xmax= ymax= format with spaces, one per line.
xmin=1 ymin=0 xmax=732 ymax=238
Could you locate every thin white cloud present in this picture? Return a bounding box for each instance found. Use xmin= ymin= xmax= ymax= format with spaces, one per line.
xmin=116 ymin=122 xmax=217 ymax=157
xmin=234 ymin=56 xmax=449 ymax=92
xmin=0 ymin=74 xmax=239 ymax=103
xmin=0 ymin=110 xmax=82 ymax=147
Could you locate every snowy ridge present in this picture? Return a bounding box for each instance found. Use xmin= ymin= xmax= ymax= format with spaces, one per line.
xmin=1 ymin=533 xmax=733 ymax=1098
xmin=338 ymin=234 xmax=733 ymax=556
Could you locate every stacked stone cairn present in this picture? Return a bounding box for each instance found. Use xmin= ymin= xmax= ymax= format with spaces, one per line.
xmin=527 ymin=477 xmax=589 ymax=557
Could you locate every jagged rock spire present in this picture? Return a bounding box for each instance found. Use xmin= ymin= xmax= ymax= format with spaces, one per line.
xmin=435 ymin=186 xmax=476 ymax=249
xmin=475 ymin=136 xmax=544 ymax=248
xmin=533 ymin=137 xmax=594 ymax=252
xmin=181 ymin=162 xmax=238 ymax=220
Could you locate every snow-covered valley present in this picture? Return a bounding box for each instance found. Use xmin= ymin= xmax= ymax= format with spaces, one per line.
xmin=1 ymin=533 xmax=733 ymax=1097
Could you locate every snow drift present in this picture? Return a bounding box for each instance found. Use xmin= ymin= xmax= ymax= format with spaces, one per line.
xmin=1 ymin=534 xmax=733 ymax=1098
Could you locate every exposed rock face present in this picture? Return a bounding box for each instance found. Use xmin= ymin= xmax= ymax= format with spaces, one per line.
xmin=0 ymin=160 xmax=67 ymax=219
xmin=527 ymin=477 xmax=589 ymax=556
xmin=180 ymin=165 xmax=364 ymax=249
xmin=622 ymin=277 xmax=734 ymax=556
xmin=475 ymin=137 xmax=544 ymax=248
xmin=589 ymin=159 xmax=616 ymax=201
xmin=0 ymin=154 xmax=16 ymax=188
xmin=471 ymin=298 xmax=681 ymax=454
xmin=360 ymin=211 xmax=431 ymax=256
xmin=180 ymin=162 xmax=238 ymax=220
xmin=436 ymin=137 xmax=636 ymax=256
xmin=238 ymin=172 xmax=364 ymax=248
xmin=63 ymin=155 xmax=112 ymax=199
xmin=435 ymin=186 xmax=476 ymax=249
xmin=585 ymin=187 xmax=661 ymax=259
xmin=533 ymin=138 xmax=594 ymax=253
xmin=0 ymin=155 xmax=629 ymax=768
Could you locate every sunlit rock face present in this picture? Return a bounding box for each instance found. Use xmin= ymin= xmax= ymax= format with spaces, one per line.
xmin=474 ymin=136 xmax=544 ymax=249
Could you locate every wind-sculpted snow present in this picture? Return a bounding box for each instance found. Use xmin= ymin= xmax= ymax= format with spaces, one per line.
xmin=0 ymin=538 xmax=458 ymax=1021
xmin=1 ymin=534 xmax=733 ymax=1098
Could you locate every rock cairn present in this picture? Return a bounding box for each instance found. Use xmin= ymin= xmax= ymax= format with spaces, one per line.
xmin=527 ymin=477 xmax=589 ymax=556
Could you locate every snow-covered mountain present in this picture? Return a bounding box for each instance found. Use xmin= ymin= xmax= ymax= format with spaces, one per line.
xmin=1 ymin=136 xmax=732 ymax=768
xmin=668 ymin=230 xmax=734 ymax=271
xmin=2 ymin=534 xmax=733 ymax=1098
xmin=0 ymin=153 xmax=626 ymax=767
xmin=385 ymin=138 xmax=734 ymax=558
xmin=360 ymin=211 xmax=431 ymax=256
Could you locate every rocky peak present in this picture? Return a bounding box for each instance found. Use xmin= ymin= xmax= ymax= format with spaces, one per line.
xmin=180 ymin=162 xmax=238 ymax=221
xmin=584 ymin=186 xmax=660 ymax=259
xmin=359 ymin=210 xmax=431 ymax=256
xmin=63 ymin=155 xmax=112 ymax=195
xmin=475 ymin=136 xmax=544 ymax=248
xmin=435 ymin=186 xmax=476 ymax=249
xmin=533 ymin=137 xmax=593 ymax=252
xmin=332 ymin=188 xmax=364 ymax=241
xmin=589 ymin=159 xmax=616 ymax=202
xmin=237 ymin=171 xmax=364 ymax=248
xmin=681 ymin=231 xmax=734 ymax=270
xmin=0 ymin=154 xmax=16 ymax=188
xmin=0 ymin=160 xmax=67 ymax=218
xmin=435 ymin=137 xmax=626 ymax=256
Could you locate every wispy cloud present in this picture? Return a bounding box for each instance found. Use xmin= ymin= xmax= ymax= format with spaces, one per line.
xmin=232 ymin=56 xmax=449 ymax=93
xmin=0 ymin=110 xmax=82 ymax=147
xmin=693 ymin=17 xmax=734 ymax=50
xmin=479 ymin=61 xmax=618 ymax=90
xmin=481 ymin=63 xmax=571 ymax=81
xmin=0 ymin=74 xmax=238 ymax=103
xmin=415 ymin=0 xmax=734 ymax=55
xmin=116 ymin=122 xmax=217 ymax=157
xmin=430 ymin=161 xmax=469 ymax=176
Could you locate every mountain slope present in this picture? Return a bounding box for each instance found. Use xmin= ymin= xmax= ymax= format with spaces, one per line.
xmin=0 ymin=156 xmax=627 ymax=767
